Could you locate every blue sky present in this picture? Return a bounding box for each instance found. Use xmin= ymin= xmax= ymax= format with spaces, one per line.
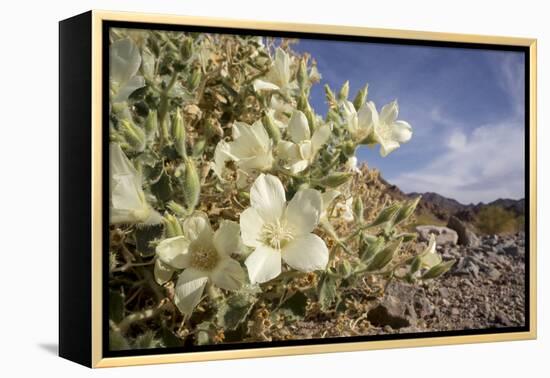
xmin=293 ymin=39 xmax=525 ymax=204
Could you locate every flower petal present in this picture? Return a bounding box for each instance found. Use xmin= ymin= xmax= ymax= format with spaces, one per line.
xmin=379 ymin=100 xmax=399 ymax=125
xmin=154 ymin=259 xmax=174 ymax=285
xmin=250 ymin=174 xmax=286 ymax=223
xmin=214 ymin=220 xmax=243 ymax=256
xmin=273 ymin=48 xmax=291 ymax=86
xmin=357 ymin=101 xmax=378 ymax=135
xmin=379 ymin=140 xmax=400 ymax=157
xmin=245 ymin=245 xmax=282 ymax=284
xmin=213 ymin=140 xmax=234 ymax=179
xmin=391 ymin=120 xmax=413 ymax=143
xmin=156 ymin=236 xmax=191 ymax=269
xmin=321 ymin=189 xmax=341 ymax=213
xmin=174 ymin=268 xmax=208 ymax=315
xmin=288 ymin=159 xmax=309 ymax=174
xmin=288 ymin=110 xmax=310 ymax=143
xmin=183 ymin=213 xmax=214 ymax=243
xmin=210 ymin=257 xmax=246 ymax=290
xmin=110 ymin=38 xmax=142 ymax=84
xmin=311 ymin=123 xmax=331 ymax=153
xmin=282 ymin=233 xmax=329 ymax=272
xmin=110 ymin=142 xmax=139 ymax=178
xmin=113 ymin=75 xmax=145 ymax=103
xmin=286 ymin=188 xmax=322 ymax=236
xmin=277 ymin=140 xmax=301 ymax=162
xmin=253 ymin=79 xmax=280 ymax=92
xmin=240 ymin=207 xmax=265 ymax=247
xmin=340 ymin=101 xmax=358 ymax=133
xmin=111 ymin=174 xmax=145 ymax=213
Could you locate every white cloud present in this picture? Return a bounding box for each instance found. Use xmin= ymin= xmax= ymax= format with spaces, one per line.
xmin=391 ymin=122 xmax=525 ymax=204
xmin=447 ymin=129 xmax=467 ymax=150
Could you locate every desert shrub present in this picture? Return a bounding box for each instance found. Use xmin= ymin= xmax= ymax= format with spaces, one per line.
xmin=475 ymin=206 xmax=523 ymax=235
xmin=107 ymin=28 xmax=454 ymax=349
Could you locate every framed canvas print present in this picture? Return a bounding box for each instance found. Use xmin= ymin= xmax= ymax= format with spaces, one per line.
xmin=59 ymin=10 xmax=537 ymax=368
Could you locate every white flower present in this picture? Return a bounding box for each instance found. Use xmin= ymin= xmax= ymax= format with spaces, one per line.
xmin=240 ymin=174 xmax=329 ymax=283
xmin=277 ymin=110 xmax=331 ymax=173
xmin=345 ymin=156 xmax=361 ymax=174
xmin=110 ymin=38 xmax=145 ymax=103
xmin=155 ymin=214 xmax=245 ymax=315
xmin=321 ymin=190 xmax=354 ymax=223
xmin=364 ymin=100 xmax=413 ymax=157
xmin=253 ymin=48 xmax=298 ymax=95
xmin=213 ymin=121 xmax=274 ymax=178
xmin=341 ymin=100 xmax=377 ymax=142
xmin=269 ymin=95 xmax=294 ymax=125
xmin=110 ymin=143 xmax=161 ymax=225
xmin=418 ymin=234 xmax=442 ymax=269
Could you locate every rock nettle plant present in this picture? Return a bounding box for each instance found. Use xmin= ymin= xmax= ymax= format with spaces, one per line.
xmin=108 ymin=28 xmax=455 ymax=349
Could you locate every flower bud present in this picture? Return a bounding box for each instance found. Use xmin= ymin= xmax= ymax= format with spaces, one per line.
xmin=163 ymin=213 xmax=183 ymax=238
xmin=421 ymin=260 xmax=456 ymax=279
xmin=409 ymin=256 xmax=422 ymax=275
xmin=368 ymin=202 xmax=401 ymax=228
xmin=304 ymin=107 xmax=317 ymax=132
xmin=166 ymin=200 xmax=187 ymax=217
xmin=297 ymin=58 xmax=309 ymax=90
xmin=316 ymin=172 xmax=352 ymax=188
xmin=342 ymin=141 xmax=356 ymax=157
xmin=353 ymin=197 xmax=364 ymax=222
xmin=262 ymin=113 xmax=281 ymax=143
xmin=324 ymin=84 xmax=337 ymax=105
xmin=188 ymin=67 xmax=202 ymax=90
xmin=120 ymin=119 xmax=146 ymax=152
xmin=192 ymin=138 xmax=207 ymax=157
xmin=338 ymin=80 xmax=349 ymax=101
xmin=366 ymin=239 xmax=402 ymax=271
xmin=144 ymin=110 xmax=158 ymax=141
xmin=326 ymin=108 xmax=340 ymax=124
xmin=353 ymin=84 xmax=369 ymax=111
xmin=181 ymin=38 xmax=194 ymax=61
xmin=172 ymin=108 xmax=187 ymax=158
xmin=393 ymin=196 xmax=421 ymax=226
xmin=183 ymin=157 xmax=201 ymax=212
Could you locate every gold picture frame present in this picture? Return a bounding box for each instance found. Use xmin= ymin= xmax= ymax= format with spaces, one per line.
xmin=59 ymin=9 xmax=537 ymax=368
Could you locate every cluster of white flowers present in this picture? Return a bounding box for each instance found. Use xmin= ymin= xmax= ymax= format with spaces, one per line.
xmin=108 ymin=38 xmax=422 ymax=318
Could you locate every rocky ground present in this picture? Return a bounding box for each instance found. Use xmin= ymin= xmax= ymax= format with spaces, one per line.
xmin=281 ymin=231 xmax=526 ymax=339
xmin=379 ymin=231 xmax=526 ymax=333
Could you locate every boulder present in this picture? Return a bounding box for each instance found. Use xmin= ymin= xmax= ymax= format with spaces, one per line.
xmin=447 ymin=216 xmax=480 ymax=247
xmin=367 ymin=296 xmax=411 ymax=329
xmin=416 ymin=225 xmax=458 ymax=246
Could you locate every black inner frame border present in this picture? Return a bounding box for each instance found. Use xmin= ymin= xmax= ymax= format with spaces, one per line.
xmin=102 ymin=19 xmax=531 ymax=359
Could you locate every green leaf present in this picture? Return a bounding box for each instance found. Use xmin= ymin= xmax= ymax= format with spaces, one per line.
xmin=135 ymin=224 xmax=163 ymax=256
xmin=366 ymin=239 xmax=402 ymax=271
xmin=151 ymin=171 xmax=174 ymax=203
xmin=216 ymin=293 xmax=256 ymax=330
xmin=421 ymin=259 xmax=456 ymax=280
xmin=317 ymin=272 xmax=338 ymax=311
xmin=392 ymin=196 xmax=421 ymax=227
xmin=279 ymin=291 xmax=308 ymax=320
xmin=367 ymin=202 xmax=401 ymax=228
xmin=360 ymin=237 xmax=385 ymax=263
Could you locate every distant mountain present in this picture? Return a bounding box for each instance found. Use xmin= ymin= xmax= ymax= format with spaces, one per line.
xmin=376 ymin=174 xmax=524 ymax=223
